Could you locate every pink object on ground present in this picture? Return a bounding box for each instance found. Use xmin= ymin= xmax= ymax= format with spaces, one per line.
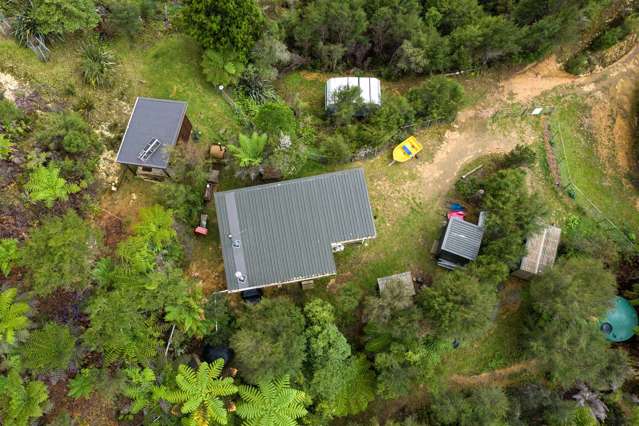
xmin=195 ymin=227 xmax=208 ymax=235
xmin=447 ymin=211 xmax=466 ymax=220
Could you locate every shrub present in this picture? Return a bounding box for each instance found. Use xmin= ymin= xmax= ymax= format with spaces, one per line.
xmin=254 ymin=102 xmax=296 ymax=138
xmin=32 ymin=0 xmax=100 ymax=36
xmin=36 ymin=111 xmax=98 ymax=154
xmin=500 ymin=144 xmax=536 ymax=168
xmin=102 ymin=0 xmax=142 ymax=38
xmin=0 ymin=366 xmax=49 ymax=426
xmin=21 ymin=210 xmax=100 ymax=296
xmin=80 ymin=41 xmax=116 ymax=88
xmin=0 ymin=239 xmax=19 ymax=277
xmin=320 ymin=133 xmax=353 ymax=164
xmin=19 ymin=323 xmax=76 ymax=374
xmin=564 ymin=53 xmax=590 ymax=75
xmin=201 ymin=49 xmax=245 ymax=87
xmin=0 ymin=288 xmax=30 ymax=346
xmin=238 ymin=65 xmax=277 ymax=103
xmin=329 ymin=86 xmax=365 ymax=126
xmin=407 ymin=76 xmax=464 ymax=122
xmin=25 ymin=165 xmax=80 ymax=208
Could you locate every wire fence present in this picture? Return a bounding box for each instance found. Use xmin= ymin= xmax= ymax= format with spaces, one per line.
xmin=550 ymin=118 xmax=635 ymax=248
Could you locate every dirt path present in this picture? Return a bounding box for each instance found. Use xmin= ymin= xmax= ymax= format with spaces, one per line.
xmin=403 ymin=46 xmax=639 ymax=204
xmin=450 ymin=359 xmax=538 ymax=388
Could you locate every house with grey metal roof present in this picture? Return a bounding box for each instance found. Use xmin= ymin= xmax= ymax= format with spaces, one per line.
xmin=214 ymin=169 xmax=376 ymax=292
xmin=514 ymin=225 xmax=561 ymax=280
xmin=115 ymin=97 xmax=192 ymax=179
xmin=437 ymin=213 xmax=486 ymax=270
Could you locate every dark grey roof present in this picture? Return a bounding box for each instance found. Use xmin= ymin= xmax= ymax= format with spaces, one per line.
xmin=115 ymin=97 xmax=187 ymax=169
xmin=214 ymin=169 xmax=376 ymax=292
xmin=440 ymin=217 xmax=484 ymax=261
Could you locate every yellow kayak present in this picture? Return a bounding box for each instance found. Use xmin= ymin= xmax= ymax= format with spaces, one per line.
xmin=392 ymin=136 xmax=422 ymax=163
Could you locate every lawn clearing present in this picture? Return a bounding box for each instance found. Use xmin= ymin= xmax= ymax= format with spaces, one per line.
xmin=550 ymin=95 xmax=639 ymax=235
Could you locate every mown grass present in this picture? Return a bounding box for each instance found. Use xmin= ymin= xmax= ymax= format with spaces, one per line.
xmin=550 ymin=95 xmax=639 ymax=234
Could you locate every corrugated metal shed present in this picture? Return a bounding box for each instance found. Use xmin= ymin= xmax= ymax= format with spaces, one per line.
xmin=325 ymin=77 xmax=382 ymax=110
xmin=515 ymin=225 xmax=561 ymax=279
xmin=115 ymin=97 xmax=187 ymax=169
xmin=215 ymin=169 xmax=376 ymax=292
xmin=440 ymin=217 xmax=484 ymax=261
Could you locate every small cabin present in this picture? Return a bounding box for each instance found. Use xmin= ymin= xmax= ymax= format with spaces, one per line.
xmin=115 ymin=97 xmax=191 ymax=179
xmin=437 ymin=213 xmax=486 ymax=270
xmin=325 ymin=77 xmax=381 ymax=114
xmin=513 ymin=225 xmax=561 ymax=280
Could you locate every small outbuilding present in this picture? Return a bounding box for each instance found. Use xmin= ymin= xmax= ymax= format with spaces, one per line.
xmin=437 ymin=213 xmax=486 ymax=270
xmin=115 ymin=97 xmax=191 ymax=179
xmin=513 ymin=225 xmax=561 ymax=280
xmin=214 ymin=169 xmax=376 ymax=293
xmin=325 ymin=77 xmax=381 ymax=113
xmin=377 ymin=272 xmax=415 ymax=298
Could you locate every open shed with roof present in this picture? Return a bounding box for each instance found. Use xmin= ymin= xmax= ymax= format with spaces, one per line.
xmin=514 ymin=225 xmax=561 ymax=279
xmin=214 ymin=169 xmax=376 ymax=293
xmin=325 ymin=77 xmax=381 ymax=113
xmin=437 ymin=213 xmax=485 ymax=270
xmin=115 ymin=97 xmax=191 ymax=179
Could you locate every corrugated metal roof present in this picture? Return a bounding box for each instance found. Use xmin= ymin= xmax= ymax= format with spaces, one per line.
xmin=115 ymin=97 xmax=187 ymax=169
xmin=440 ymin=217 xmax=484 ymax=261
xmin=325 ymin=77 xmax=382 ymax=109
xmin=519 ymin=225 xmax=561 ymax=275
xmin=215 ymin=169 xmax=376 ymax=292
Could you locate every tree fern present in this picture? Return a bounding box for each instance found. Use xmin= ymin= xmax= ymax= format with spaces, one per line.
xmin=227 ymin=132 xmax=267 ymax=167
xmin=0 ymin=238 xmax=19 ymax=277
xmin=25 ymin=165 xmax=79 ymax=208
xmin=122 ymin=367 xmax=157 ymax=416
xmin=0 ymin=288 xmax=30 ymax=346
xmin=19 ymin=323 xmax=76 ymax=374
xmin=161 ymin=360 xmax=237 ymax=426
xmin=236 ymin=375 xmax=308 ymax=426
xmin=0 ymin=366 xmax=49 ymax=426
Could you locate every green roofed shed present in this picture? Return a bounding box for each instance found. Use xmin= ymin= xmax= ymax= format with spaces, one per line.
xmin=600 ymin=297 xmax=638 ymax=342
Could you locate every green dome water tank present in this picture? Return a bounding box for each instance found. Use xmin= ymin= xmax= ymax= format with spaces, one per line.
xmin=600 ymin=297 xmax=638 ymax=342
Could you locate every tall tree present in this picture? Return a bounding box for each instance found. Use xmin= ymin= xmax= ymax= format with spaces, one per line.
xmin=160 ymin=360 xmax=237 ymax=426
xmin=236 ymin=376 xmax=308 ymax=426
xmin=526 ymin=257 xmax=627 ymax=388
xmin=179 ymin=0 xmax=264 ymax=59
xmin=231 ymin=297 xmax=306 ymax=383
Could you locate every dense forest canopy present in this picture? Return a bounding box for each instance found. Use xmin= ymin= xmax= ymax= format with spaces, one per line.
xmin=0 ymin=0 xmax=639 ymax=424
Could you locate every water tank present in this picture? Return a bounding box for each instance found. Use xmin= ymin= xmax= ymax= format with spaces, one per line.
xmin=600 ymin=297 xmax=638 ymax=342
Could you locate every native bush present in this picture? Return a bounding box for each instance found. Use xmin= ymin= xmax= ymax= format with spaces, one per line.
xmin=35 ymin=111 xmax=99 ymax=154
xmin=19 ymin=323 xmax=76 ymax=374
xmin=21 ymin=210 xmax=100 ymax=295
xmin=319 ymin=133 xmax=353 ymax=164
xmin=80 ymin=40 xmax=116 ymax=88
xmin=430 ymin=386 xmax=510 ymax=426
xmin=0 ymin=135 xmax=14 ymax=160
xmin=101 ymin=0 xmax=142 ymax=38
xmin=407 ymin=76 xmax=464 ymax=123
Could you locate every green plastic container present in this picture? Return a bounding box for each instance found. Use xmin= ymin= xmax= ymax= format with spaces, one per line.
xmin=600 ymin=297 xmax=638 ymax=342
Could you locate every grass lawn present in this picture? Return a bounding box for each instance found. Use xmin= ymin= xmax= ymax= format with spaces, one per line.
xmin=550 ymin=95 xmax=639 ymax=235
